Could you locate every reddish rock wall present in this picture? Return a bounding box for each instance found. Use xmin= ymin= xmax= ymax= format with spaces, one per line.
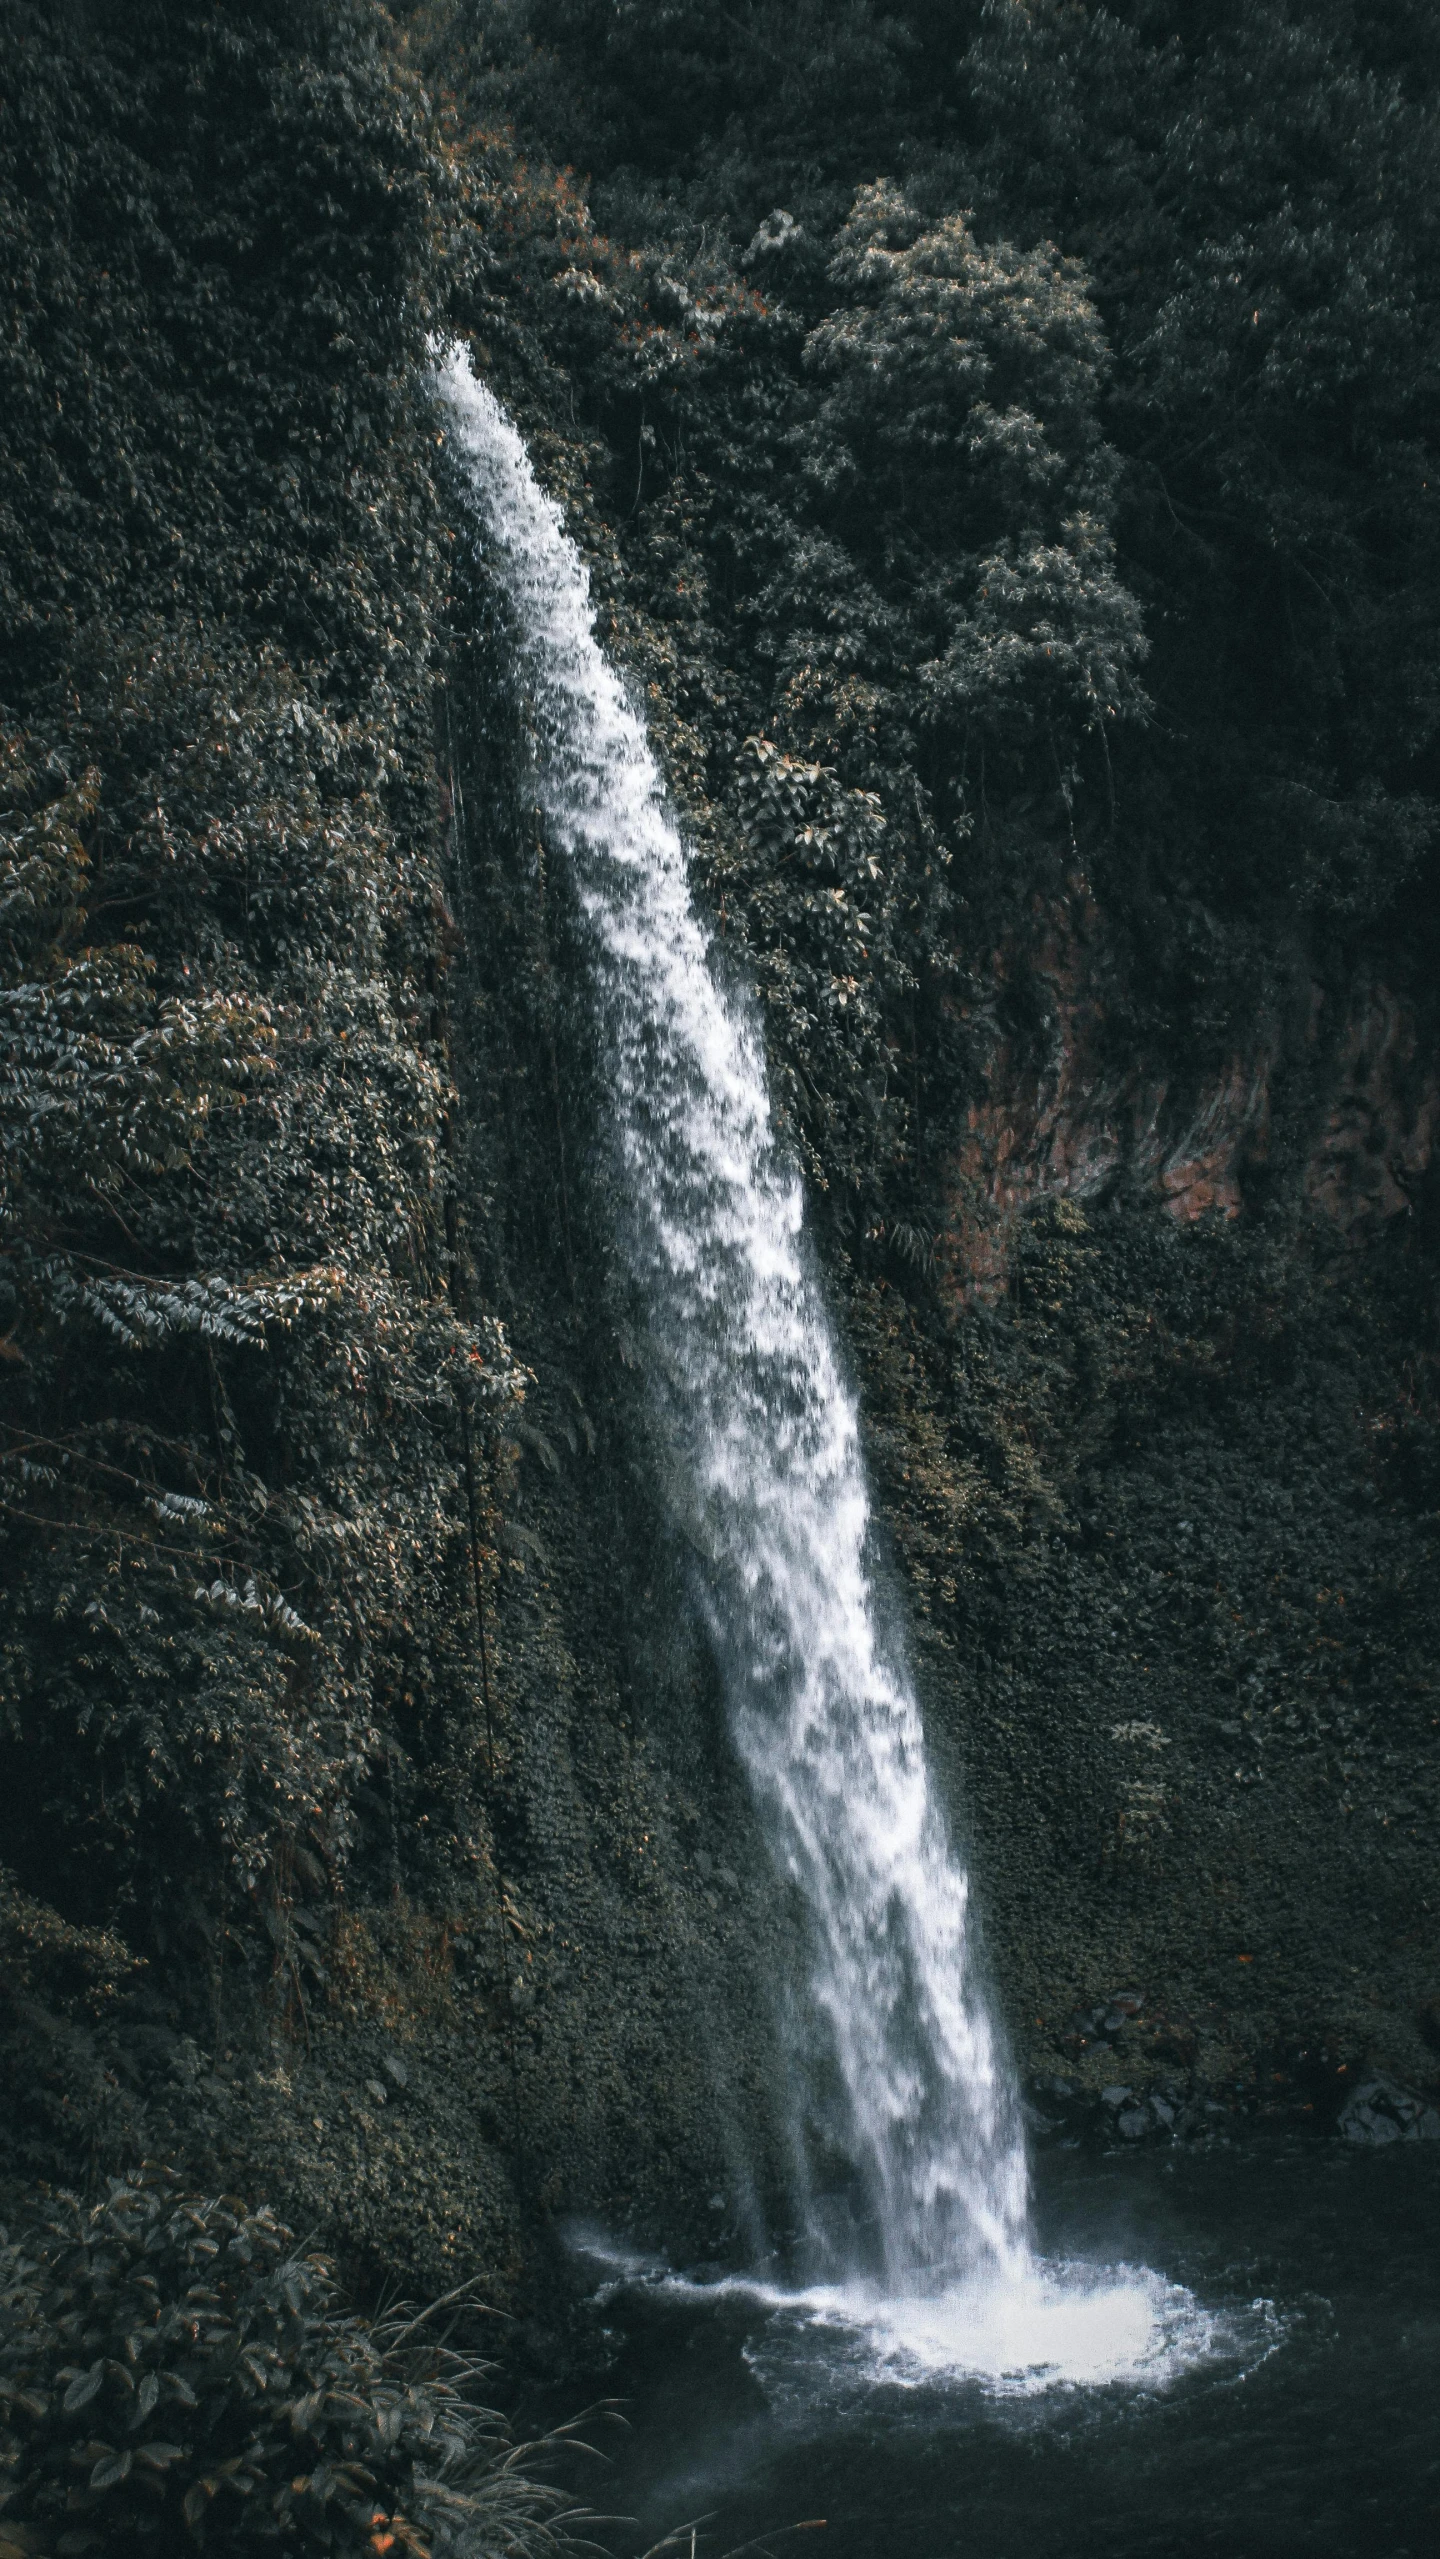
xmin=944 ymin=879 xmax=1437 ymax=1296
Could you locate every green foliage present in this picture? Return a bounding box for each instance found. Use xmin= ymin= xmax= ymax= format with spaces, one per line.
xmin=0 ymin=0 xmax=441 ymax=700
xmin=703 ymin=738 xmax=906 ymax=1191
xmin=431 ymin=0 xmax=1440 ymax=945
xmin=961 ymin=0 xmax=1440 ymax=924
xmin=805 ymin=180 xmax=1146 ymax=754
xmin=0 ymin=2165 xmax=582 ymax=2556
xmin=411 ymin=0 xmax=927 ymax=223
xmin=0 ymin=4 xmax=523 ymax=2009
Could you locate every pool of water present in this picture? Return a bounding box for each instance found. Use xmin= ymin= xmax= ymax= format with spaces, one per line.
xmin=556 ymin=2138 xmax=1440 ymax=2559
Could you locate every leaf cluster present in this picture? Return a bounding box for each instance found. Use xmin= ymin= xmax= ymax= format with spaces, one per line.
xmin=0 ymin=2165 xmax=582 ymax=2557
xmin=698 ymin=737 xmax=908 ymax=1193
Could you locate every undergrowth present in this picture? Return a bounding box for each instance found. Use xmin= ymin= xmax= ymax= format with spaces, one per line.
xmin=0 ymin=2165 xmax=592 ymax=2559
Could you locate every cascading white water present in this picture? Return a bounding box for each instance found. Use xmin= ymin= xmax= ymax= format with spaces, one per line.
xmin=436 ymin=343 xmax=1030 ymax=2289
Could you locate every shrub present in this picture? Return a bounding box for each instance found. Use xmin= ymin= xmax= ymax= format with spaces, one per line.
xmin=0 ymin=2168 xmax=581 ymax=2557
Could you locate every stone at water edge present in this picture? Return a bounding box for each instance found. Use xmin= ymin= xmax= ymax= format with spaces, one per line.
xmin=1338 ymin=2074 xmax=1440 ymax=2143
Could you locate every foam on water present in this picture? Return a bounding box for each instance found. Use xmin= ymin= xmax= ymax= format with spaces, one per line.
xmin=576 ymin=2231 xmax=1252 ymax=2402
xmin=774 ymin=2264 xmax=1222 ymax=2394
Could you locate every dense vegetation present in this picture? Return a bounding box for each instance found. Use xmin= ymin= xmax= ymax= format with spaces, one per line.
xmin=0 ymin=2168 xmax=582 ymax=2557
xmin=0 ymin=0 xmax=530 ymax=2100
xmin=422 ymin=0 xmax=1440 ymax=1107
xmin=1 ymin=0 xmax=1438 ymax=2518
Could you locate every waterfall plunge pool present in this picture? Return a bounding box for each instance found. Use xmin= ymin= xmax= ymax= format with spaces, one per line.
xmin=544 ymin=2137 xmax=1440 ymax=2559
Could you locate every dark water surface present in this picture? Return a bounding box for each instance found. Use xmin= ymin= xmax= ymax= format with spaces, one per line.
xmin=562 ymin=2140 xmax=1440 ymax=2559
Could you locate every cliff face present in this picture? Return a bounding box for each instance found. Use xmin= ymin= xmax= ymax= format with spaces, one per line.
xmin=885 ymin=890 xmax=1440 ymax=2126
xmin=950 ymin=885 xmax=1439 ymax=1269
xmin=3 ymin=0 xmax=1439 ymax=2345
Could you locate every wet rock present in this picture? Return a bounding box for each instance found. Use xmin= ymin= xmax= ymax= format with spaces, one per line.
xmin=1022 ymin=2097 xmax=1063 ymax=2134
xmin=1022 ymin=2075 xmax=1086 ymax=2140
xmin=1064 ymin=1990 xmax=1147 ymax=2047
xmin=1096 ymin=2083 xmax=1171 ymax=2141
xmin=1338 ymin=2075 xmax=1440 ymax=2144
xmin=1101 ymin=1991 xmax=1146 ymax=2035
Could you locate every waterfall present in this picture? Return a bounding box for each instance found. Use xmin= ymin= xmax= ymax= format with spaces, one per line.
xmin=437 ymin=343 xmax=1029 ymax=2292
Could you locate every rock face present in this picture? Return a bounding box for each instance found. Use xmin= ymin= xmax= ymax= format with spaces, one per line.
xmin=946 ymin=877 xmax=1438 ymax=1299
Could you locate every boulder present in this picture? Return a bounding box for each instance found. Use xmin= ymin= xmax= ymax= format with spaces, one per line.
xmin=1338 ymin=2074 xmax=1440 ymax=2144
